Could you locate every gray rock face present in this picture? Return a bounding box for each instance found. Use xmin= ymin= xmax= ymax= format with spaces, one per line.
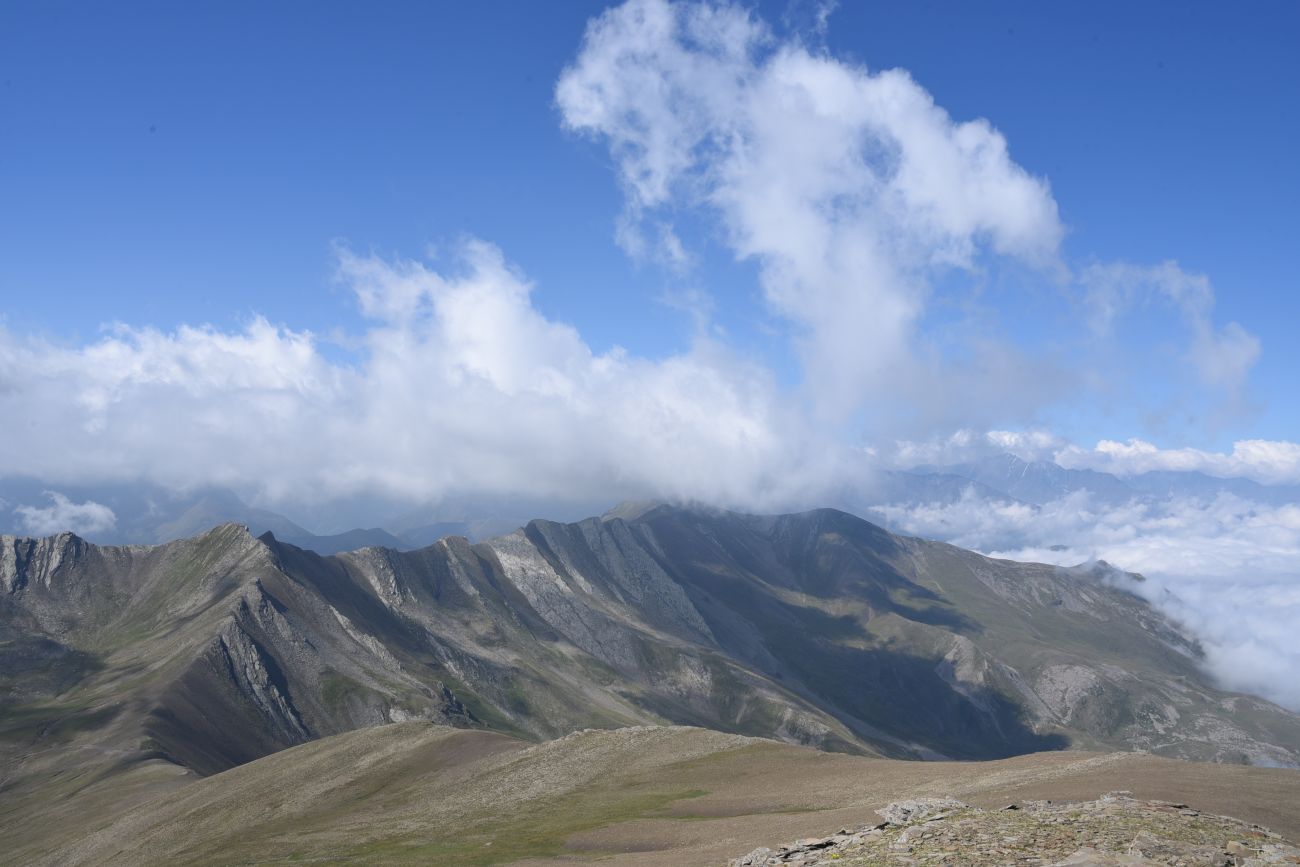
xmin=875 ymin=797 xmax=970 ymax=826
xmin=0 ymin=532 xmax=86 ymax=594
xmin=215 ymin=622 xmax=310 ymax=743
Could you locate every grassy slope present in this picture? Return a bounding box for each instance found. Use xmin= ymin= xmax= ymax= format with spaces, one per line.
xmin=10 ymin=723 xmax=1300 ymax=867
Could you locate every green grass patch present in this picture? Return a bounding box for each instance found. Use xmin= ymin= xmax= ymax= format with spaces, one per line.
xmin=332 ymin=785 xmax=710 ymax=865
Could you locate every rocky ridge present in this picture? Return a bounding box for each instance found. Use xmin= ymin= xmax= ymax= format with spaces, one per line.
xmin=5 ymin=504 xmax=1300 ymax=796
xmin=728 ymin=794 xmax=1300 ymax=866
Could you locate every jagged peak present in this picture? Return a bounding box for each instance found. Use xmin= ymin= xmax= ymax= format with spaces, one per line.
xmin=0 ymin=527 xmax=88 ymax=547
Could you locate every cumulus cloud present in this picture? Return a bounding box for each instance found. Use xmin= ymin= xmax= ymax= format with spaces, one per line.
xmin=0 ymin=0 xmax=1270 ymax=518
xmin=13 ymin=492 xmax=117 ymax=537
xmin=1057 ymin=438 xmax=1300 ymax=486
xmin=557 ymin=0 xmax=1064 ymax=423
xmin=875 ymin=489 xmax=1300 ymax=711
xmin=0 ymin=240 xmax=852 ymax=510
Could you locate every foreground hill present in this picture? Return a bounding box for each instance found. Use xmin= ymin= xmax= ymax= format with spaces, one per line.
xmin=6 ymin=723 xmax=1300 ymax=866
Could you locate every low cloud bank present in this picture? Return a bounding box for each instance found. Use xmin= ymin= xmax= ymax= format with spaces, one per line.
xmin=886 ymin=430 xmax=1300 ymax=488
xmin=875 ymin=490 xmax=1300 ymax=711
xmin=1057 ymin=439 xmax=1300 ymax=486
xmin=0 ymin=241 xmax=852 ymax=511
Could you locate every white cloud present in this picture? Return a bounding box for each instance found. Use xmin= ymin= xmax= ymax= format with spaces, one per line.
xmin=13 ymin=492 xmax=117 ymax=537
xmin=557 ymin=0 xmax=1063 ymax=422
xmin=0 ymin=1 xmax=1267 ymax=519
xmin=886 ymin=428 xmax=1066 ymax=468
xmin=875 ymin=489 xmax=1300 ymax=711
xmin=0 ymin=240 xmax=851 ymax=511
xmin=1057 ymin=438 xmax=1300 ymax=486
xmin=1080 ymin=260 xmax=1260 ymax=393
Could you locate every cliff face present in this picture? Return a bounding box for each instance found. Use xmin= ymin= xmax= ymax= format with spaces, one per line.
xmin=3 ymin=506 xmax=1300 ymax=790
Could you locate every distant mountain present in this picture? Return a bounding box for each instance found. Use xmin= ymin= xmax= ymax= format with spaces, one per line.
xmin=4 ymin=504 xmax=1298 ymax=797
xmin=0 ymin=478 xmax=422 ymax=556
xmin=933 ymin=454 xmax=1137 ymax=505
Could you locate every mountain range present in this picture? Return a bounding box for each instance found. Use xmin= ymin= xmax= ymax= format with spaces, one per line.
xmin=5 ymin=503 xmax=1300 ymax=861
xmin=5 ymin=504 xmax=1299 ymax=769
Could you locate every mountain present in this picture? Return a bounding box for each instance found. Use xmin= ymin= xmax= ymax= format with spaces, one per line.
xmin=939 ymin=454 xmax=1138 ymax=505
xmin=0 ymin=478 xmax=422 ymax=556
xmin=5 ymin=504 xmax=1299 ymax=783
xmin=6 ymin=504 xmax=1300 ymax=861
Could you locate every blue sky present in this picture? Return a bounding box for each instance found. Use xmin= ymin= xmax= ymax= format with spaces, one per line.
xmin=2 ymin=0 xmax=1299 ymax=497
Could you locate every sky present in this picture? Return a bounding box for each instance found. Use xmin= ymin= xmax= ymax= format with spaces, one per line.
xmin=2 ymin=0 xmax=1298 ymax=502
xmin=3 ymin=1 xmax=1297 ymax=447
xmin=2 ymin=0 xmax=1300 ymax=710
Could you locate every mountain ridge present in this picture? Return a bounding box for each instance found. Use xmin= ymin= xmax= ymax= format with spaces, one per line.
xmin=5 ymin=504 xmax=1299 ymax=784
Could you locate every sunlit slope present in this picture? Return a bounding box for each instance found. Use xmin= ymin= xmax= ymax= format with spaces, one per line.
xmin=14 ymin=723 xmax=1300 ymax=867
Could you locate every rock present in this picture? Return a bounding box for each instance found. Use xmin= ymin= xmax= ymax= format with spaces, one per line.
xmin=1049 ymin=848 xmax=1153 ymax=865
xmin=727 ymin=795 xmax=1300 ymax=867
xmin=1127 ymin=830 xmax=1229 ymax=865
xmin=876 ymin=797 xmax=970 ymax=825
xmin=729 ymin=846 xmax=773 ymax=867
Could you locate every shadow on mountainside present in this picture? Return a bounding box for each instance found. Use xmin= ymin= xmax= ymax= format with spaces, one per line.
xmin=637 ymin=509 xmax=1064 ymax=759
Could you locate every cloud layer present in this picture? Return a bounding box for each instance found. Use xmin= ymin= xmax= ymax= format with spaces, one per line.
xmin=0 ymin=240 xmax=849 ymax=510
xmin=1058 ymin=438 xmax=1300 ymax=486
xmin=0 ymin=0 xmax=1270 ymax=514
xmin=875 ymin=489 xmax=1300 ymax=711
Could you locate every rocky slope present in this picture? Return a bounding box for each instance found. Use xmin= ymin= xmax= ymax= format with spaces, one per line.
xmin=729 ymin=794 xmax=1300 ymax=866
xmin=3 ymin=504 xmax=1300 ymax=796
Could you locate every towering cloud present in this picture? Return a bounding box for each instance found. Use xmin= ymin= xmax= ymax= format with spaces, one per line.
xmin=557 ymin=0 xmax=1063 ymax=423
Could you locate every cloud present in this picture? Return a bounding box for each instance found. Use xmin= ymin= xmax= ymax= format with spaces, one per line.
xmin=13 ymin=492 xmax=117 ymax=536
xmin=884 ymin=430 xmax=1300 ymax=488
xmin=0 ymin=240 xmax=851 ymax=510
xmin=1080 ymin=260 xmax=1260 ymax=393
xmin=884 ymin=428 xmax=1066 ymax=468
xmin=1057 ymin=438 xmax=1300 ymax=486
xmin=0 ymin=1 xmax=1268 ymax=519
xmin=557 ymin=0 xmax=1064 ymax=423
xmin=875 ymin=489 xmax=1300 ymax=711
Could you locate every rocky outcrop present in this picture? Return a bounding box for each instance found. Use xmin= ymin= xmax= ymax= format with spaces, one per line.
xmin=215 ymin=621 xmax=310 ymax=743
xmin=0 ymin=532 xmax=86 ymax=593
xmin=728 ymin=793 xmax=1300 ymax=866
